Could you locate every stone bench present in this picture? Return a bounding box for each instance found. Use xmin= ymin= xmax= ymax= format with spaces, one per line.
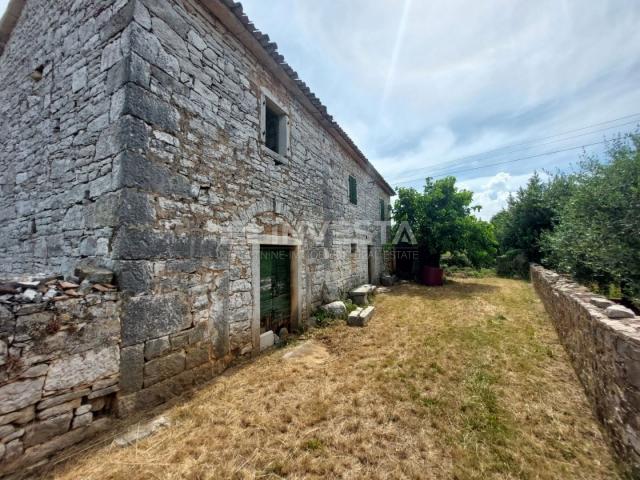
xmin=347 ymin=305 xmax=375 ymax=327
xmin=349 ymin=284 xmax=377 ymax=306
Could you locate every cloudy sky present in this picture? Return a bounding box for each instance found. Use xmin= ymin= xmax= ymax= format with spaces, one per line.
xmin=2 ymin=1 xmax=638 ymax=219
xmin=238 ymin=0 xmax=640 ymax=219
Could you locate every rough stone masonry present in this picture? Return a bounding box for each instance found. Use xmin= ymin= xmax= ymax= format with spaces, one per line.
xmin=0 ymin=0 xmax=394 ymax=474
xmin=531 ymin=265 xmax=640 ymax=473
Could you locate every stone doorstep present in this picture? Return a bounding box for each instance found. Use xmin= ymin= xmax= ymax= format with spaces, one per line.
xmin=347 ymin=306 xmax=375 ymax=327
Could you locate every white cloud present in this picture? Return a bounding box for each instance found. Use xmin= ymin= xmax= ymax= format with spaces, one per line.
xmin=459 ymin=172 xmax=539 ymax=221
xmin=240 ymin=0 xmax=640 ymax=213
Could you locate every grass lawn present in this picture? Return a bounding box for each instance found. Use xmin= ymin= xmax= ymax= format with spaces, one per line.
xmin=51 ymin=277 xmax=620 ymax=479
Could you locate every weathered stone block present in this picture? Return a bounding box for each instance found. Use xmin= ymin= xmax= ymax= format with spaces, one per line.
xmin=259 ymin=331 xmax=274 ymax=351
xmin=2 ymin=427 xmax=24 ymax=444
xmin=89 ymin=397 xmax=106 ymax=412
xmin=170 ymin=331 xmax=190 ymax=350
xmin=605 ymin=305 xmax=636 ymax=319
xmin=121 ymin=293 xmax=191 ymax=346
xmin=91 ymin=376 xmax=119 ymax=391
xmin=0 ymin=304 xmax=13 ymax=333
xmin=37 ymin=389 xmax=89 ymax=411
xmin=347 ymin=306 xmax=375 ymax=327
xmin=75 ymin=404 xmax=92 ymax=416
xmin=121 ymin=83 xmax=180 ymax=132
xmin=141 ymin=0 xmax=190 ymax=36
xmin=37 ymin=399 xmax=81 ymax=420
xmin=119 ymin=343 xmax=144 ymax=394
xmin=113 ymin=260 xmax=154 ymax=294
xmin=0 ymin=406 xmax=35 ymax=426
xmin=320 ymin=301 xmax=347 ymax=319
xmin=72 ymin=412 xmax=93 ymax=429
xmin=88 ymin=384 xmax=120 ymax=399
xmin=0 ymin=377 xmax=44 ymax=415
xmin=145 ymin=336 xmax=170 ymax=360
xmin=14 ymin=312 xmax=54 ymax=341
xmin=4 ymin=438 xmax=22 ymax=462
xmin=114 ymin=150 xmax=192 ymax=199
xmin=100 ymin=0 xmax=135 ymax=40
xmin=95 ymin=115 xmax=148 ymax=160
xmin=44 ymin=346 xmax=119 ymax=392
xmin=24 ymin=413 xmax=72 ymax=447
xmin=74 ymin=265 xmax=114 ymax=284
xmin=185 ymin=342 xmax=210 ymax=369
xmin=10 ymin=418 xmax=110 ymax=471
xmin=143 ymin=351 xmax=186 ymax=387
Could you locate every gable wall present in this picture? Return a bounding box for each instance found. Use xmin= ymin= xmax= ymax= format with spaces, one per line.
xmin=0 ymin=0 xmax=139 ymax=276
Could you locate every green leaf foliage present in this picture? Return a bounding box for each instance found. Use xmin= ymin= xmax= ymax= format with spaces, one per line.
xmin=392 ymin=177 xmax=497 ymax=268
xmin=540 ymin=134 xmax=640 ymax=307
xmin=492 ymin=131 xmax=639 ymax=307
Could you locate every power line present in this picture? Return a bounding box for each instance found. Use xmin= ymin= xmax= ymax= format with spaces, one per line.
xmin=393 ymin=139 xmax=610 ymax=185
xmin=423 ymin=120 xmax=639 ymax=176
xmin=394 ymin=112 xmax=640 ymax=179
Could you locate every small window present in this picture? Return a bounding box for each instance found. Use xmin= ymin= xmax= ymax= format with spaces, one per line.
xmin=380 ymin=199 xmax=386 ymax=221
xmin=261 ymin=94 xmax=289 ymax=157
xmin=348 ymin=175 xmax=357 ymax=205
xmin=351 ymin=243 xmax=357 ymax=254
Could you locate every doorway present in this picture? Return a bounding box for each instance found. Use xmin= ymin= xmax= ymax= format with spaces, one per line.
xmin=368 ymin=245 xmax=374 ymax=284
xmin=259 ymin=246 xmax=292 ymax=334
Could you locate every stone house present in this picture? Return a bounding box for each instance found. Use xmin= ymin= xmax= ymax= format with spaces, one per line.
xmin=0 ymin=0 xmax=393 ymax=471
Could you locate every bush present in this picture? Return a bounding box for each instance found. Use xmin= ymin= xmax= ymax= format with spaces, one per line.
xmin=541 ymin=134 xmax=640 ymax=308
xmin=496 ymin=249 xmax=530 ymax=279
xmin=441 ymin=252 xmax=473 ymax=269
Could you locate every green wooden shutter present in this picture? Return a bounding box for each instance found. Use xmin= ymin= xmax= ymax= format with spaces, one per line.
xmin=349 ymin=175 xmax=357 ymax=205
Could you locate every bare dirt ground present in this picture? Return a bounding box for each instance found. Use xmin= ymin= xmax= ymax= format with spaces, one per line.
xmin=50 ymin=278 xmax=620 ymax=479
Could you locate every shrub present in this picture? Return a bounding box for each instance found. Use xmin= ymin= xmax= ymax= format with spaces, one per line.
xmin=541 ymin=134 xmax=640 ymax=308
xmin=496 ymin=249 xmax=530 ymax=279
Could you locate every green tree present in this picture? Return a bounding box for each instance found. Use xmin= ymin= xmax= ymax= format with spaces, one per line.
xmin=491 ymin=172 xmax=574 ymax=277
xmin=392 ymin=177 xmax=496 ymax=268
xmin=541 ymin=134 xmax=640 ymax=307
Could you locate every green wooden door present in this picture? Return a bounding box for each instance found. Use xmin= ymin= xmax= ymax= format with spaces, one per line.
xmin=260 ymin=246 xmax=291 ymax=334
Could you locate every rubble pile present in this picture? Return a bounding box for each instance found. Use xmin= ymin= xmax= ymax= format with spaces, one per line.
xmin=0 ymin=266 xmax=117 ymax=305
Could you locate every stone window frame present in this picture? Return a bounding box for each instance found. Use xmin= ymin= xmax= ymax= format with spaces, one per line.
xmin=259 ymin=88 xmax=291 ymax=164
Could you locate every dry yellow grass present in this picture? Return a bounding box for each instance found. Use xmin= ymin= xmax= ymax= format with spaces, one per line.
xmin=50 ymin=277 xmax=620 ymax=479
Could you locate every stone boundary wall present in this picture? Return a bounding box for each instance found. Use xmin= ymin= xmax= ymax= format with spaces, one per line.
xmin=531 ymin=265 xmax=640 ymax=471
xmin=0 ymin=273 xmax=120 ymax=476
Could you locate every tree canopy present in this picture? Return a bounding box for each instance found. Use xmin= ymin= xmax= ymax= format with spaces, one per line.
xmin=492 ymin=132 xmax=640 ymax=307
xmin=392 ymin=177 xmax=496 ymax=268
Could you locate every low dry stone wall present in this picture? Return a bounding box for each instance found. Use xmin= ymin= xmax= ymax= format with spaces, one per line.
xmin=0 ymin=272 xmax=120 ymax=475
xmin=531 ymin=265 xmax=640 ymax=472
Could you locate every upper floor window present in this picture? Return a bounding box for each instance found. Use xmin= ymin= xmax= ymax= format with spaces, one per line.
xmin=380 ymin=199 xmax=386 ymax=220
xmin=348 ymin=175 xmax=357 ymax=205
xmin=261 ymin=91 xmax=289 ymax=158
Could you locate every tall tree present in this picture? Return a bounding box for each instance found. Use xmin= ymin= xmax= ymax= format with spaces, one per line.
xmin=541 ymin=134 xmax=640 ymax=306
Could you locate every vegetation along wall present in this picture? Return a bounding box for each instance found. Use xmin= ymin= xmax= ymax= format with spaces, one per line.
xmin=531 ymin=265 xmax=640 ymax=473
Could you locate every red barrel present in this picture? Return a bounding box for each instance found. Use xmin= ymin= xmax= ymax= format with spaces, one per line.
xmin=421 ymin=266 xmax=444 ymax=286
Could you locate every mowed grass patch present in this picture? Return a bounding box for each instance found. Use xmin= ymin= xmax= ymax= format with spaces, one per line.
xmin=50 ymin=278 xmax=620 ymax=479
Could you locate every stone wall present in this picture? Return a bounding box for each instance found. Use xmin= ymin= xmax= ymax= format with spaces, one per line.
xmin=109 ymin=0 xmax=392 ymax=412
xmin=0 ymin=0 xmax=393 ymax=441
xmin=0 ymin=0 xmax=139 ymax=276
xmin=531 ymin=265 xmax=640 ymax=472
xmin=0 ymin=274 xmax=120 ymax=476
